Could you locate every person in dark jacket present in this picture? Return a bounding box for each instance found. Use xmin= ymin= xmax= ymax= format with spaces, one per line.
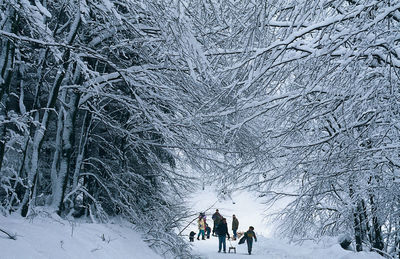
xmin=212 ymin=209 xmax=222 ymax=236
xmin=244 ymin=226 xmax=257 ymax=255
xmin=232 ymin=214 xmax=239 ymax=240
xmin=215 ymin=217 xmax=230 ymax=253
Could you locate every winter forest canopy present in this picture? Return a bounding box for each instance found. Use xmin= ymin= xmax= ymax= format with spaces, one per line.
xmin=1 ymin=0 xmax=400 ymax=257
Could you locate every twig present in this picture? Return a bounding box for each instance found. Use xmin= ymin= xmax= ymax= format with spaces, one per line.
xmin=0 ymin=228 xmax=17 ymax=240
xmin=370 ymin=247 xmax=394 ymax=259
xmin=91 ymin=247 xmax=101 ymax=253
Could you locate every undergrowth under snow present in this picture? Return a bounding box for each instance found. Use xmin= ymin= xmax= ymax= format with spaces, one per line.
xmin=0 ymin=213 xmax=161 ymax=259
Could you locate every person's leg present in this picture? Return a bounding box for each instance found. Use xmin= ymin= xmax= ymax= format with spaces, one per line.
xmin=233 ymin=229 xmax=237 ymax=239
xmin=213 ymin=222 xmax=216 ymax=235
xmin=218 ymin=236 xmax=223 ymax=252
xmin=247 ymin=239 xmax=253 ymax=254
xmin=201 ymin=230 xmax=205 ymax=239
xmin=222 ymin=235 xmax=226 ymax=252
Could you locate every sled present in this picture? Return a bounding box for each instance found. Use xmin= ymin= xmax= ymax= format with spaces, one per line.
xmin=228 ymin=239 xmax=236 ymax=253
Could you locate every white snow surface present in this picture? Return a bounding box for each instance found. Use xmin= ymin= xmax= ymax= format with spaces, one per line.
xmin=187 ymin=187 xmax=383 ymax=259
xmin=0 ymin=213 xmax=161 ymax=259
xmin=0 ymin=188 xmax=384 ymax=259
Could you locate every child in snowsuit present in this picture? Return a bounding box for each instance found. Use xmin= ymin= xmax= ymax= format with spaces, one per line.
xmin=205 ymin=224 xmax=211 ymax=239
xmin=189 ymin=231 xmax=196 ymax=242
xmin=244 ymin=226 xmax=257 ymax=255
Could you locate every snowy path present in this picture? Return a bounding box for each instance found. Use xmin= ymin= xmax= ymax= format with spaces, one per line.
xmin=187 ymin=188 xmax=382 ymax=259
xmin=192 ymin=235 xmax=303 ymax=259
xmin=187 ymin=187 xmax=305 ymax=259
xmin=191 ymin=235 xmax=383 ymax=259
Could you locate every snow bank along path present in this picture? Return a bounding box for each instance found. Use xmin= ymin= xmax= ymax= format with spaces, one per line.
xmin=188 ymin=188 xmax=383 ymax=259
xmin=0 ymin=214 xmax=161 ymax=259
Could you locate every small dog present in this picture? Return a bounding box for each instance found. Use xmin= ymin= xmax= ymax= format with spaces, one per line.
xmin=189 ymin=231 xmax=196 ymax=242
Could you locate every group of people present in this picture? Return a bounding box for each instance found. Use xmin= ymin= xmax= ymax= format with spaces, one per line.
xmin=189 ymin=209 xmax=257 ymax=255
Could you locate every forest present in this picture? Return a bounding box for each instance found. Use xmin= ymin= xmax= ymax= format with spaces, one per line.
xmin=1 ymin=0 xmax=400 ymax=258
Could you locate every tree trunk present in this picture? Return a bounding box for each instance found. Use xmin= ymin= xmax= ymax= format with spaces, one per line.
xmin=361 ymin=199 xmax=372 ymax=244
xmin=50 ymin=90 xmax=66 ymax=205
xmin=353 ymin=204 xmax=363 ymax=252
xmin=51 ymin=90 xmax=80 ymax=215
xmin=349 ymin=184 xmax=363 ymax=252
xmin=72 ymin=111 xmax=91 ymax=190
xmin=370 ymin=195 xmax=384 ymax=252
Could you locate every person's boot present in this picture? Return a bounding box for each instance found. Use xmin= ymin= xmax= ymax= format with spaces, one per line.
xmin=197 ymin=237 xmax=199 ymax=240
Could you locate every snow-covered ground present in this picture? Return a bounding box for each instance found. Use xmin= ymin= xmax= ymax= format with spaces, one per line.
xmin=0 ymin=187 xmax=384 ymax=259
xmin=191 ymin=235 xmax=383 ymax=259
xmin=0 ymin=213 xmax=161 ymax=259
xmin=187 ymin=187 xmax=383 ymax=259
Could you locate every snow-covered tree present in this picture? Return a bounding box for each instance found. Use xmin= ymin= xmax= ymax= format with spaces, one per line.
xmin=2 ymin=0 xmax=400 ymax=257
xmin=189 ymin=0 xmax=400 ymax=256
xmin=0 ymin=0 xmax=224 ymax=257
